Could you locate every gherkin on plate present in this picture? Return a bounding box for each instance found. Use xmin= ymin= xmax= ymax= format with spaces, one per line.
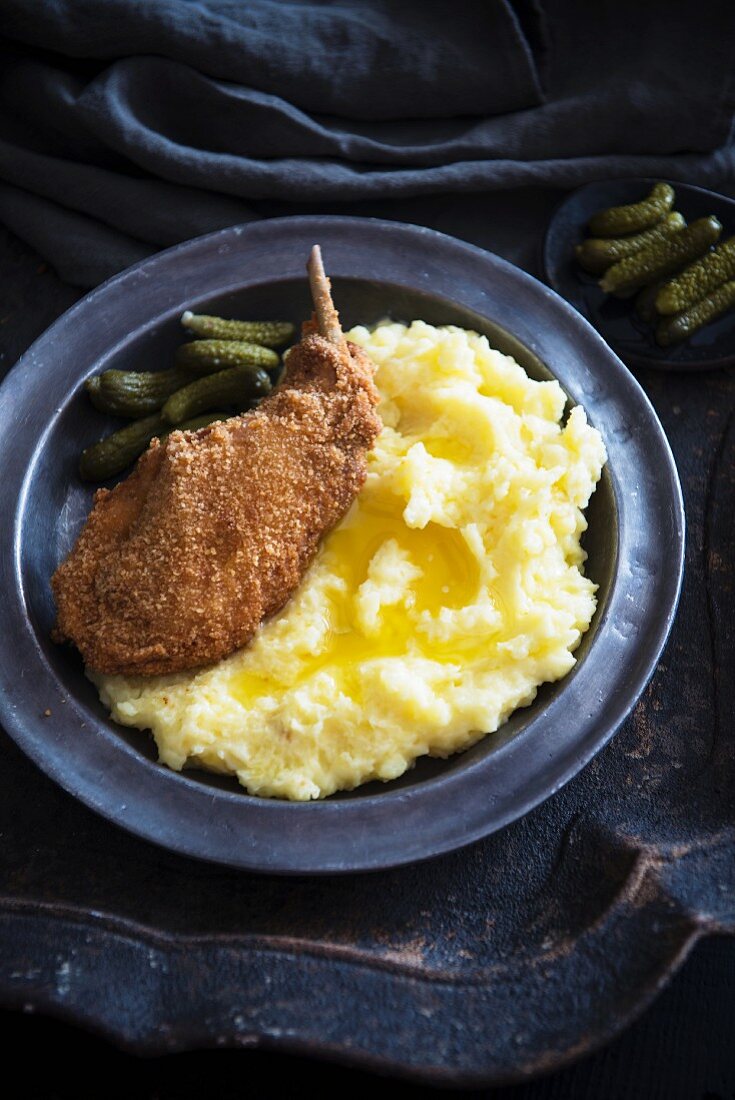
xmin=656 ymin=280 xmax=735 ymax=346
xmin=181 ymin=312 xmax=294 ymax=347
xmin=576 ymin=213 xmax=685 ymax=275
xmin=162 ymin=365 xmax=272 ymax=425
xmin=588 ymin=182 xmax=675 ymax=237
xmin=655 ymin=237 xmax=735 ymax=315
xmin=599 ymin=216 xmax=722 ymax=297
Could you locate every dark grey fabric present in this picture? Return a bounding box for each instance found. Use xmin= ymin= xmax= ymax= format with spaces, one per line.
xmin=0 ymin=0 xmax=733 ymax=287
xmin=1 ymin=0 xmax=544 ymax=121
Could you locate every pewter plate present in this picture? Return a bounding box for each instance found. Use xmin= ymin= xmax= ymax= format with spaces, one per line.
xmin=0 ymin=217 xmax=684 ymax=873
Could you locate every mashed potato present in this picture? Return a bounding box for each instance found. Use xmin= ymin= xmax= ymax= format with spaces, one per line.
xmin=95 ymin=321 xmax=607 ymax=800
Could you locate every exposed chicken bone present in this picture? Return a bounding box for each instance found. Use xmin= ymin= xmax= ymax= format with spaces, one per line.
xmin=307 ymin=245 xmax=346 ymax=351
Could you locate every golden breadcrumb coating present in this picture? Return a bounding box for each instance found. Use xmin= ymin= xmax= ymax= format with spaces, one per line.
xmin=52 ymin=334 xmax=380 ymax=676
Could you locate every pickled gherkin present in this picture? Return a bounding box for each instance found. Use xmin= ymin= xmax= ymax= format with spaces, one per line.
xmin=79 ymin=414 xmax=167 ymax=481
xmin=181 ymin=312 xmax=294 ymax=347
xmin=162 ymin=366 xmax=272 ymax=425
xmin=86 ymin=366 xmax=198 ymax=418
xmin=599 ymin=216 xmax=722 ymax=297
xmin=175 ymin=339 xmax=279 ymax=372
xmin=575 ymin=212 xmax=685 ymax=274
xmin=588 ymin=182 xmax=675 ymax=237
xmin=655 ymin=237 xmax=735 ymax=315
xmin=655 ymin=280 xmax=735 ymax=346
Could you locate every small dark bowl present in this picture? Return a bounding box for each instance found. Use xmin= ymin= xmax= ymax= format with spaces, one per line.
xmin=0 ymin=217 xmax=684 ymax=873
xmin=543 ymin=178 xmax=735 ymax=371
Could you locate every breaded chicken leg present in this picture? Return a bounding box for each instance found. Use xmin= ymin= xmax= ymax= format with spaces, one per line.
xmin=52 ymin=247 xmax=381 ymax=676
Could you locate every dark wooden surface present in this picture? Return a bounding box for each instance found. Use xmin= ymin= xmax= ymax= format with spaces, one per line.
xmin=2 ymin=935 xmax=733 ymax=1099
xmin=0 ymin=220 xmax=732 ymax=1095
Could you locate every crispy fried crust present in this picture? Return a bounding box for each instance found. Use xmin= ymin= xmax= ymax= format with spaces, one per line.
xmin=52 ymin=336 xmax=381 ymax=676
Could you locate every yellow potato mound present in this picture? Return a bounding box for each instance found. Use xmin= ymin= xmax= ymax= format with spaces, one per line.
xmin=95 ymin=321 xmax=607 ymax=800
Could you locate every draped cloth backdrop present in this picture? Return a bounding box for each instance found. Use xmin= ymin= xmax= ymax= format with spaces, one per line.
xmin=0 ymin=0 xmax=733 ymax=287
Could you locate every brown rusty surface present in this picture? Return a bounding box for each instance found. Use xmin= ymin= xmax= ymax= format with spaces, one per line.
xmin=0 ymin=225 xmax=732 ymax=1086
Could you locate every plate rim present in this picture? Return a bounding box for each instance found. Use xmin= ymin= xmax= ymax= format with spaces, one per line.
xmin=0 ymin=215 xmax=685 ymax=873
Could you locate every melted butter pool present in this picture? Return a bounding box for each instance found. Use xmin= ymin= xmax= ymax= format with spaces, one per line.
xmin=230 ymin=489 xmax=483 ymax=706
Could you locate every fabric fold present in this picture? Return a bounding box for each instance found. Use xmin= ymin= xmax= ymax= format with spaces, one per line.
xmin=0 ymin=137 xmax=259 ymax=247
xmin=0 ymin=182 xmax=151 ymax=285
xmin=1 ymin=0 xmax=734 ymax=288
xmin=2 ymin=0 xmax=545 ymax=121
